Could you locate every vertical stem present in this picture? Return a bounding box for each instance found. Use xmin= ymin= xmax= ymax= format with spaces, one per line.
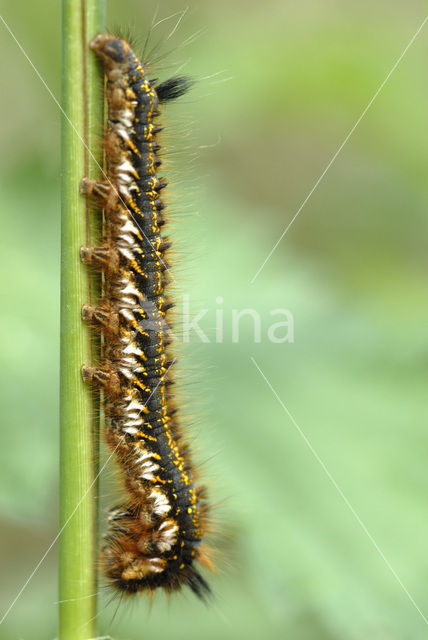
xmin=59 ymin=1 xmax=104 ymax=639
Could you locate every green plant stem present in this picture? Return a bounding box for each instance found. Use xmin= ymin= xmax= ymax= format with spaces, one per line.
xmin=59 ymin=1 xmax=104 ymax=639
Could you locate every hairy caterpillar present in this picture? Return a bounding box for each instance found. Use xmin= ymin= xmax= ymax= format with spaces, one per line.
xmin=80 ymin=33 xmax=211 ymax=598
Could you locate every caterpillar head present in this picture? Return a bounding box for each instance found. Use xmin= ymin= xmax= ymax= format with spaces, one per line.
xmin=90 ymin=34 xmax=129 ymax=67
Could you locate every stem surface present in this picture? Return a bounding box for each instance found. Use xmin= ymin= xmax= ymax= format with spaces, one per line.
xmin=59 ymin=1 xmax=104 ymax=639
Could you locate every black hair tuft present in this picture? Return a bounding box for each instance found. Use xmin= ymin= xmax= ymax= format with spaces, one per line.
xmin=156 ymin=76 xmax=194 ymax=103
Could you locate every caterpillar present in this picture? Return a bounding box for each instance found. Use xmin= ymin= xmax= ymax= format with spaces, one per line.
xmin=80 ymin=33 xmax=211 ymax=598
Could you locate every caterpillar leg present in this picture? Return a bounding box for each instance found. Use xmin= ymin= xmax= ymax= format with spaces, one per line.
xmin=80 ymin=177 xmax=120 ymax=210
xmin=81 ymin=365 xmax=121 ymax=398
xmin=80 ymin=177 xmax=110 ymax=201
xmin=80 ymin=245 xmax=120 ymax=276
xmin=82 ymin=304 xmax=119 ymax=336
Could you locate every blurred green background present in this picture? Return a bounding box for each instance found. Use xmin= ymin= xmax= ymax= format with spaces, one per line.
xmin=2 ymin=1 xmax=428 ymax=638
